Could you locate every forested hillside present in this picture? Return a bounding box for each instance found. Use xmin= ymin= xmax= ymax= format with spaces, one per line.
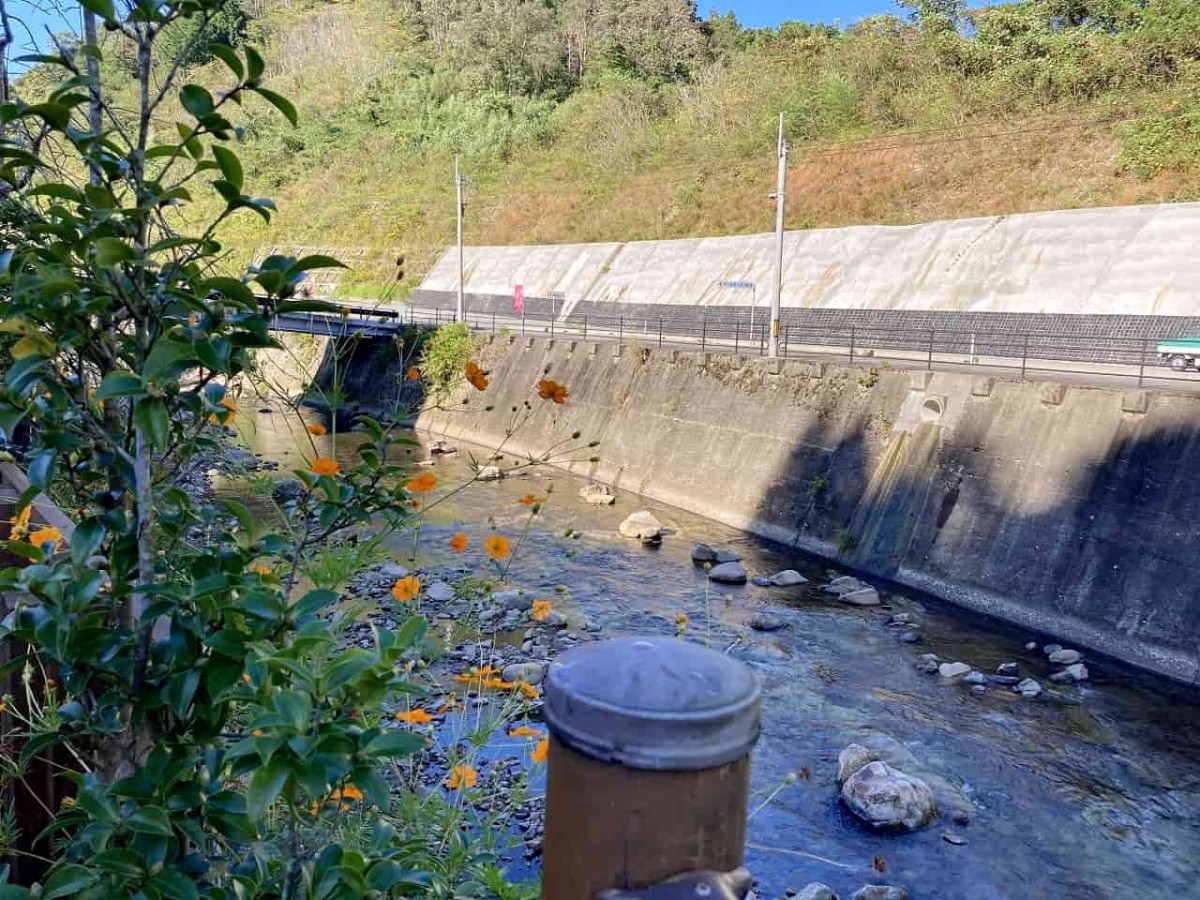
xmin=17 ymin=0 xmax=1200 ymax=292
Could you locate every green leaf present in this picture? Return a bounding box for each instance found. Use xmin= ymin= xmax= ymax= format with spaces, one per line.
xmin=200 ymin=277 xmax=255 ymax=308
xmin=153 ymin=866 xmax=200 ymax=900
xmin=79 ymin=0 xmax=115 ymax=21
xmin=179 ymin=85 xmax=214 ymax=119
xmin=26 ymin=449 xmax=54 ymax=491
xmin=210 ymin=44 xmax=244 ymax=79
xmin=253 ymin=88 xmax=298 ymax=127
xmin=292 ymin=589 xmax=337 ymax=620
xmin=245 ymin=46 xmax=265 ymax=83
xmin=134 ymin=398 xmax=169 ymax=452
xmin=88 ymin=849 xmax=143 ymax=880
xmin=126 ymin=806 xmax=173 ymax=836
xmin=26 ymin=183 xmax=83 ymax=203
xmin=70 ymin=519 xmax=105 ymax=567
xmin=361 ymin=731 xmax=425 ymax=759
xmin=289 ymin=255 xmax=346 ymax=276
xmin=94 ymin=371 xmax=145 ymax=400
xmin=94 ymin=237 xmax=134 ymax=267
xmin=11 ymin=332 xmax=54 ymax=360
xmin=40 ymin=864 xmax=96 ymax=900
xmin=219 ymin=498 xmax=254 ymax=541
xmin=212 ymin=146 xmax=243 ymax=192
xmin=246 ymin=757 xmax=289 ymax=820
xmin=162 ymin=670 xmax=200 ymax=718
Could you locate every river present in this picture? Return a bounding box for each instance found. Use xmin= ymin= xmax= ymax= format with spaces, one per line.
xmin=224 ymin=407 xmax=1200 ymax=900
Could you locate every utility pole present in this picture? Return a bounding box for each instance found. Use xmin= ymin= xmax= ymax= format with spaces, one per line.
xmin=455 ymin=154 xmax=466 ymax=322
xmin=82 ymin=10 xmax=103 ymax=187
xmin=768 ymin=112 xmax=788 ymax=358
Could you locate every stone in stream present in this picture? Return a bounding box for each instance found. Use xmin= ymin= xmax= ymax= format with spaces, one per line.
xmin=691 ymin=543 xmax=718 ymax=563
xmin=477 ymin=465 xmax=503 ymax=481
xmin=991 ymin=675 xmax=1021 ymax=686
xmin=768 ymin=569 xmax=808 ymax=586
xmin=963 ymin=670 xmax=987 ymax=685
xmin=494 ymin=590 xmax=533 ymax=611
xmin=824 ymin=575 xmax=865 ymax=595
xmin=841 ymin=761 xmax=937 ymax=830
xmin=898 ymin=631 xmax=921 ymax=644
xmin=996 ymin=662 xmax=1020 ymax=677
xmin=1016 ymin=677 xmax=1042 ymax=698
xmin=713 ymin=549 xmax=742 ymax=563
xmin=425 ymin=582 xmax=455 ymax=603
xmin=379 ymin=563 xmax=411 ymax=580
xmin=619 ymin=511 xmax=664 ymax=541
xmin=1043 ymin=643 xmax=1063 ymax=656
xmin=579 ymin=483 xmax=616 ymax=505
xmin=943 ymin=832 xmax=969 ymax=846
xmin=429 ymin=440 xmax=457 ymax=455
xmin=1048 ymin=648 xmax=1082 ymax=665
xmin=851 ymin=888 xmax=908 ymax=900
xmin=916 ymin=653 xmax=940 ymax=674
xmin=938 ymin=661 xmax=972 ymax=678
xmin=708 ymin=561 xmax=748 ymax=584
xmin=1050 ymin=662 xmax=1089 ymax=683
xmin=1025 ymin=641 xmax=1038 ymax=651
xmin=502 ymin=662 xmax=546 ymax=686
xmin=749 ymin=612 xmax=786 ymax=632
xmin=271 ymin=477 xmax=306 ymax=504
xmin=837 ymin=744 xmax=878 ymax=784
xmin=840 ymin=587 xmax=881 ymax=606
xmin=751 ymin=576 xmax=773 ymax=587
xmin=795 ymin=885 xmax=838 ymax=900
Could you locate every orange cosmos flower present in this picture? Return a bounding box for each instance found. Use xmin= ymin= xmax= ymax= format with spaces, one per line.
xmin=518 ymin=494 xmax=539 ymax=506
xmin=305 ymin=422 xmax=328 ymax=436
xmin=484 ymin=534 xmax=511 ymax=561
xmin=676 ymin=613 xmax=688 ymax=629
xmin=406 ymin=366 xmax=421 ymax=381
xmin=449 ymin=532 xmax=469 ymax=552
xmin=395 ymin=708 xmax=434 ymax=725
xmin=391 ymin=575 xmax=421 ymax=603
xmin=310 ymin=457 xmax=340 ymax=477
xmin=465 ymin=361 xmax=489 ymax=391
xmin=241 ymin=673 xmax=252 ymax=684
xmin=537 ymin=379 xmax=569 ymax=404
xmin=254 ymin=564 xmax=272 ymax=576
xmin=208 ymin=396 xmax=238 ymax=424
xmin=8 ymin=505 xmax=31 ymax=539
xmin=331 ymin=783 xmax=364 ymax=803
xmin=508 ymin=725 xmax=542 ymax=738
xmin=516 ymin=681 xmax=540 ymax=700
xmin=532 ymin=738 xmax=549 ymax=764
xmin=446 ymin=764 xmax=478 ymax=790
xmin=28 ymin=526 xmax=63 ymax=551
xmin=531 ymin=599 xmax=552 ymax=622
xmin=405 ymin=472 xmax=438 ymax=494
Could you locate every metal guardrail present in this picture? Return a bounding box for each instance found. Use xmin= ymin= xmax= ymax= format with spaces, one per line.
xmin=267 ymin=300 xmax=1200 ymax=388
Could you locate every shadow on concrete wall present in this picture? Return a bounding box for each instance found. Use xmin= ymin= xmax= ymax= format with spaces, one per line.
xmin=753 ymin=401 xmax=1200 ymax=682
xmin=309 ymin=328 xmax=430 ymax=422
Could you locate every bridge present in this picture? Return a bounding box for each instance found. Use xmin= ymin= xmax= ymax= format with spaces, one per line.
xmin=269 ymin=299 xmax=1200 ymax=393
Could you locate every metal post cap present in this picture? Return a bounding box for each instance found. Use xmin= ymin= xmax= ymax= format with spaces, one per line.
xmin=543 ymin=636 xmax=761 ymax=771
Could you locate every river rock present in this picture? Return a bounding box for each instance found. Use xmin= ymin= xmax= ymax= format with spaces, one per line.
xmin=841 ymin=761 xmax=937 ymax=830
xmin=502 ymin=662 xmax=546 ymax=686
xmin=751 ymin=576 xmax=773 ymax=587
xmin=824 ymin=575 xmax=865 ymax=595
xmin=425 ymin=582 xmax=455 ymax=603
xmin=692 ymin=543 xmax=718 ymax=563
xmin=379 ymin=563 xmax=411 ymax=580
xmin=1049 ymin=649 xmax=1082 ymax=665
xmin=750 ymin=612 xmax=786 ymax=632
xmin=768 ymin=569 xmax=808 ymax=586
xmin=916 ymin=653 xmax=940 ymax=674
xmin=991 ymin=675 xmax=1021 ymax=685
xmin=837 ymin=744 xmax=878 ymax=784
xmin=714 ymin=549 xmax=742 ymax=563
xmin=1051 ymin=662 xmax=1089 ymax=683
xmin=963 ymin=670 xmax=987 ymax=685
xmin=850 ymin=888 xmax=908 ymax=900
xmin=271 ymin=478 xmax=306 ymax=503
xmin=938 ymin=662 xmax=972 ymax=678
xmin=1016 ymin=677 xmax=1042 ymax=697
xmin=840 ymin=587 xmax=881 ymax=606
xmin=996 ymin=662 xmax=1020 ymax=677
xmin=887 ymin=612 xmax=914 ymax=627
xmin=477 ymin=465 xmax=503 ymax=481
xmin=1043 ymin=643 xmax=1063 ymax=656
xmin=708 ymin=562 xmax=748 ymax=584
xmin=619 ymin=511 xmax=663 ymax=541
xmin=1025 ymin=641 xmax=1038 ymax=651
xmin=495 ymin=590 xmax=533 ymax=611
xmin=579 ymin=483 xmax=616 ymax=505
xmin=898 ymin=631 xmax=921 ymax=643
xmin=796 ymin=885 xmax=838 ymax=900
xmin=429 ymin=440 xmax=457 ymax=455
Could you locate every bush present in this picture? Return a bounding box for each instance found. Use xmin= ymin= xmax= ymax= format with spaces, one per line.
xmin=420 ymin=323 xmax=481 ymax=402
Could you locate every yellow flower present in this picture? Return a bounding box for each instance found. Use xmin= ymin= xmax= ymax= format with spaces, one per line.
xmin=508 ymin=725 xmax=542 ymax=738
xmin=531 ymin=599 xmax=552 ymax=622
xmin=331 ymin=783 xmax=364 ymax=802
xmin=310 ymin=457 xmax=340 ymax=477
xmin=449 ymin=532 xmax=468 ymax=552
xmin=241 ymin=673 xmax=252 ymax=684
xmin=516 ymin=681 xmax=540 ymax=700
xmin=532 ymin=737 xmax=549 ymax=764
xmin=406 ymin=366 xmax=421 ymax=381
xmin=537 ymin=379 xmax=569 ymax=404
xmin=254 ymin=564 xmax=272 ymax=576
xmin=676 ymin=613 xmax=688 ymax=629
xmin=208 ymin=395 xmax=238 ymax=424
xmin=60 ymin=797 xmax=76 ymax=810
xmin=251 ymin=729 xmax=264 ymax=737
xmin=446 ymin=764 xmax=478 ymax=790
xmin=391 ymin=575 xmax=421 ymax=603
xmin=28 ymin=526 xmax=63 ymax=551
xmin=518 ymin=494 xmax=539 ymax=507
xmin=465 ymin=361 xmax=489 ymax=391
xmin=395 ymin=708 xmax=434 ymax=725
xmin=405 ymin=472 xmax=438 ymax=494
xmin=0 ymin=701 xmax=7 ymax=715
xmin=8 ymin=505 xmax=31 ymax=539
xmin=484 ymin=534 xmax=511 ymax=562
xmin=305 ymin=422 xmax=328 ymax=436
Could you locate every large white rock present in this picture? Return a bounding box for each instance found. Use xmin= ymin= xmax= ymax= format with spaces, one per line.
xmin=768 ymin=569 xmax=808 ymax=586
xmin=708 ymin=562 xmax=748 ymax=584
xmin=841 ymin=761 xmax=937 ymax=831
xmin=938 ymin=662 xmax=972 ymax=678
xmin=837 ymin=743 xmax=878 ymax=784
xmin=619 ymin=511 xmax=663 ymax=540
xmin=797 ymin=885 xmax=839 ymax=900
xmin=840 ymin=587 xmax=881 ymax=606
xmin=579 ymin=483 xmax=616 ymax=505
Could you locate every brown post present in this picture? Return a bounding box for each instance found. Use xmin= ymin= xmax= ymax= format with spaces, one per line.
xmin=541 ymin=637 xmax=761 ymax=899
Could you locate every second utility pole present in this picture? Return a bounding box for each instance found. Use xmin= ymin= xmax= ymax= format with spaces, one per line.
xmin=455 ymin=154 xmax=465 ymax=322
xmin=769 ymin=112 xmax=788 ymax=358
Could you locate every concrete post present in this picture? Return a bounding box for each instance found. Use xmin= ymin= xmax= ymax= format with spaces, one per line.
xmin=541 ymin=637 xmax=761 ymax=899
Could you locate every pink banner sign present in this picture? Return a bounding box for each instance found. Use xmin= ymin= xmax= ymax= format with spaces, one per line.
xmin=513 ymin=284 xmax=524 ymax=314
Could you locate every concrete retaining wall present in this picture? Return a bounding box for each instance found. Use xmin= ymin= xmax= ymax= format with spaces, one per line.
xmin=417 ymin=202 xmax=1200 ymax=317
xmin=417 ymin=337 xmax=1200 ymax=683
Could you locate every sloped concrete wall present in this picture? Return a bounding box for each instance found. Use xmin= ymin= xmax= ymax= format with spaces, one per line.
xmin=417 ymin=338 xmax=1200 ymax=683
xmin=418 ymin=202 xmax=1200 ymax=316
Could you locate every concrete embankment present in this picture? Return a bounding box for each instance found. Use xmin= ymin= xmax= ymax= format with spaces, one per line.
xmin=416 ymin=336 xmax=1200 ymax=684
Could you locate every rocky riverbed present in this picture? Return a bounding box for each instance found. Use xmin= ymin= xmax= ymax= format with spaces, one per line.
xmin=218 ymin=409 xmax=1200 ymax=900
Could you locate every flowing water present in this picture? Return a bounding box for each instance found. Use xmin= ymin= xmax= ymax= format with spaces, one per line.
xmin=226 ymin=408 xmax=1200 ymax=900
